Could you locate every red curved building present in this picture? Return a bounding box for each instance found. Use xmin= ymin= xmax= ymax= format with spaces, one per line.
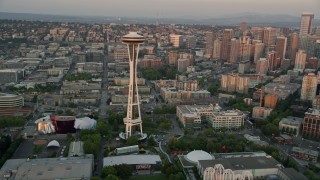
xmin=50 ymin=115 xmax=76 ymax=134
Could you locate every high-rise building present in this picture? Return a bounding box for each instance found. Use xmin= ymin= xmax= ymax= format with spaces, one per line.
xmin=306 ymin=57 xmax=319 ymax=69
xmin=288 ymin=33 xmax=299 ymax=59
xmin=294 ymin=49 xmax=307 ymax=72
xmin=256 ymin=58 xmax=269 ymax=75
xmin=212 ymin=38 xmax=221 ymax=59
xmin=221 ymin=73 xmax=249 ymax=94
xmin=263 ymin=27 xmax=277 ymax=47
xmin=239 ymin=36 xmax=252 ymax=62
xmin=302 ymin=108 xmax=320 ymax=140
xmin=300 ymin=13 xmax=314 ymax=36
xmin=205 ymin=32 xmax=215 ymax=58
xmin=220 ymin=29 xmax=234 ymax=61
xmin=168 ymin=51 xmax=178 ymax=65
xmin=275 ymin=36 xmax=287 ymax=60
xmin=177 ymin=59 xmax=190 ymax=72
xmin=229 ymin=38 xmax=240 ymax=64
xmin=186 ymin=36 xmax=196 ymax=49
xmin=254 ymin=42 xmax=265 ymax=63
xmin=266 ymin=51 xmax=279 ymax=71
xmin=120 ymin=32 xmax=146 ymax=140
xmin=251 ymin=27 xmax=264 ymax=41
xmin=301 ymin=73 xmax=318 ymax=101
xmin=240 ymin=21 xmax=247 ymax=33
xmin=170 ymin=34 xmax=182 ymax=48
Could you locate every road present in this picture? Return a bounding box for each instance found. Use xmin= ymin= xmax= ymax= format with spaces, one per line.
xmin=99 ymin=55 xmax=109 ymax=120
xmin=95 ymin=53 xmax=109 ymax=176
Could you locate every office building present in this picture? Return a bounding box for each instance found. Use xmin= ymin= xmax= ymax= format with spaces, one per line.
xmin=266 ymin=51 xmax=279 ymax=71
xmin=177 ymin=59 xmax=190 ymax=72
xmin=221 ymin=73 xmax=249 ymax=94
xmin=301 ymin=73 xmax=318 ymax=101
xmin=205 ymin=32 xmax=215 ymax=58
xmin=306 ymin=57 xmax=319 ymax=69
xmin=288 ymin=32 xmax=299 ymax=59
xmin=0 ymin=93 xmax=24 ymax=108
xmin=220 ymin=29 xmax=234 ymax=61
xmin=300 ymin=12 xmax=314 ymax=36
xmin=0 ymin=69 xmax=25 ymax=84
xmin=170 ymin=34 xmax=183 ymax=48
xmin=256 ymin=58 xmax=269 ymax=75
xmin=294 ymin=49 xmax=307 ymax=72
xmin=302 ymin=108 xmax=320 ymax=140
xmin=176 ymin=104 xmax=244 ymax=130
xmin=252 ymin=107 xmax=273 ymax=120
xmin=238 ymin=60 xmax=250 ymax=74
xmin=212 ymin=38 xmax=221 ymax=59
xmin=229 ymin=38 xmax=240 ymax=64
xmin=254 ymin=42 xmax=265 ymax=63
xmin=275 ymin=36 xmax=287 ymax=60
xmin=168 ymin=51 xmax=178 ymax=65
xmin=279 ymin=116 xmax=303 ymax=137
xmin=264 ymin=95 xmax=278 ymax=109
xmin=251 ymin=27 xmax=264 ymax=41
xmin=239 ymin=36 xmax=252 ymax=62
xmin=186 ymin=36 xmax=196 ymax=49
xmin=263 ymin=27 xmax=277 ymax=47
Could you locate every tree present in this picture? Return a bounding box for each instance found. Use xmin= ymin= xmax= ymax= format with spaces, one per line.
xmin=105 ymin=174 xmax=120 ymax=180
xmin=126 ymin=136 xmax=138 ymax=146
xmin=101 ymin=166 xmax=117 ymax=178
xmin=114 ymin=164 xmax=133 ymax=179
xmin=148 ymin=137 xmax=157 ymax=146
xmin=96 ymin=120 xmax=109 ymax=136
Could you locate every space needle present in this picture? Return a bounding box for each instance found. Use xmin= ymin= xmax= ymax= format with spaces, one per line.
xmin=119 ymin=32 xmax=147 ymax=140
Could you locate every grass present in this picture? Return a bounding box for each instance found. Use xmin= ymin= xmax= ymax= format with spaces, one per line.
xmin=129 ymin=173 xmax=167 ymax=180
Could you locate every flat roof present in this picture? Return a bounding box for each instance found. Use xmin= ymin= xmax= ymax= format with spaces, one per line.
xmin=199 ymin=156 xmax=280 ymax=171
xmin=103 ymin=155 xmax=161 ymax=166
xmin=292 ymin=147 xmax=319 ymax=157
xmin=279 ymin=168 xmax=308 ymax=180
xmin=0 ymin=155 xmax=93 ymax=180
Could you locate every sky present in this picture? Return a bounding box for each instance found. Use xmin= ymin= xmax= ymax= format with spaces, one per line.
xmin=0 ymin=0 xmax=319 ymax=19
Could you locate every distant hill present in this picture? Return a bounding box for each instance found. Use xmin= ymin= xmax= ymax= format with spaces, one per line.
xmin=0 ymin=12 xmax=319 ymax=27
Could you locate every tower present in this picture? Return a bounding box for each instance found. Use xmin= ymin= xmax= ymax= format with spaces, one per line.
xmin=300 ymin=12 xmax=314 ymax=36
xmin=122 ymin=32 xmax=144 ymax=139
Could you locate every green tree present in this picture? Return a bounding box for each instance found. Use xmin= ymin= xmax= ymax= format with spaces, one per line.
xmin=101 ymin=166 xmax=117 ymax=178
xmin=126 ymin=136 xmax=138 ymax=146
xmin=105 ymin=174 xmax=120 ymax=180
xmin=148 ymin=137 xmax=157 ymax=146
xmin=114 ymin=164 xmax=133 ymax=179
xmin=96 ymin=120 xmax=109 ymax=136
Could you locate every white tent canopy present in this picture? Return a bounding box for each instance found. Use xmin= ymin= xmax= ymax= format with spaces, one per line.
xmin=74 ymin=117 xmax=97 ymax=130
xmin=47 ymin=140 xmax=60 ymax=148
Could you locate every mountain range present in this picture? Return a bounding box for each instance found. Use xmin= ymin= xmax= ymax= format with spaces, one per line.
xmin=0 ymin=12 xmax=319 ymax=27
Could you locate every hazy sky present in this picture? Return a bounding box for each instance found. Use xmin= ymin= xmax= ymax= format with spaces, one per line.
xmin=0 ymin=0 xmax=319 ymax=18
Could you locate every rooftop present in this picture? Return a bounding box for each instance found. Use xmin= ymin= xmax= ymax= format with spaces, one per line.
xmin=292 ymin=147 xmax=319 ymax=157
xmin=0 ymin=155 xmax=94 ymax=180
xmin=199 ymin=156 xmax=280 ymax=171
xmin=103 ymin=155 xmax=161 ymax=166
xmin=280 ymin=116 xmax=304 ymax=125
xmin=279 ymin=168 xmax=308 ymax=180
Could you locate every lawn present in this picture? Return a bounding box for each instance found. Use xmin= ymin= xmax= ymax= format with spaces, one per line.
xmin=129 ymin=173 xmax=167 ymax=180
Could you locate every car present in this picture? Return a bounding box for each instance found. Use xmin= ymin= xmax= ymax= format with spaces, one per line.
xmin=317 ymin=146 xmax=320 ymax=150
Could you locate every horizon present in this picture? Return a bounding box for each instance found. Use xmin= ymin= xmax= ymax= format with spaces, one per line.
xmin=0 ymin=0 xmax=319 ymax=19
